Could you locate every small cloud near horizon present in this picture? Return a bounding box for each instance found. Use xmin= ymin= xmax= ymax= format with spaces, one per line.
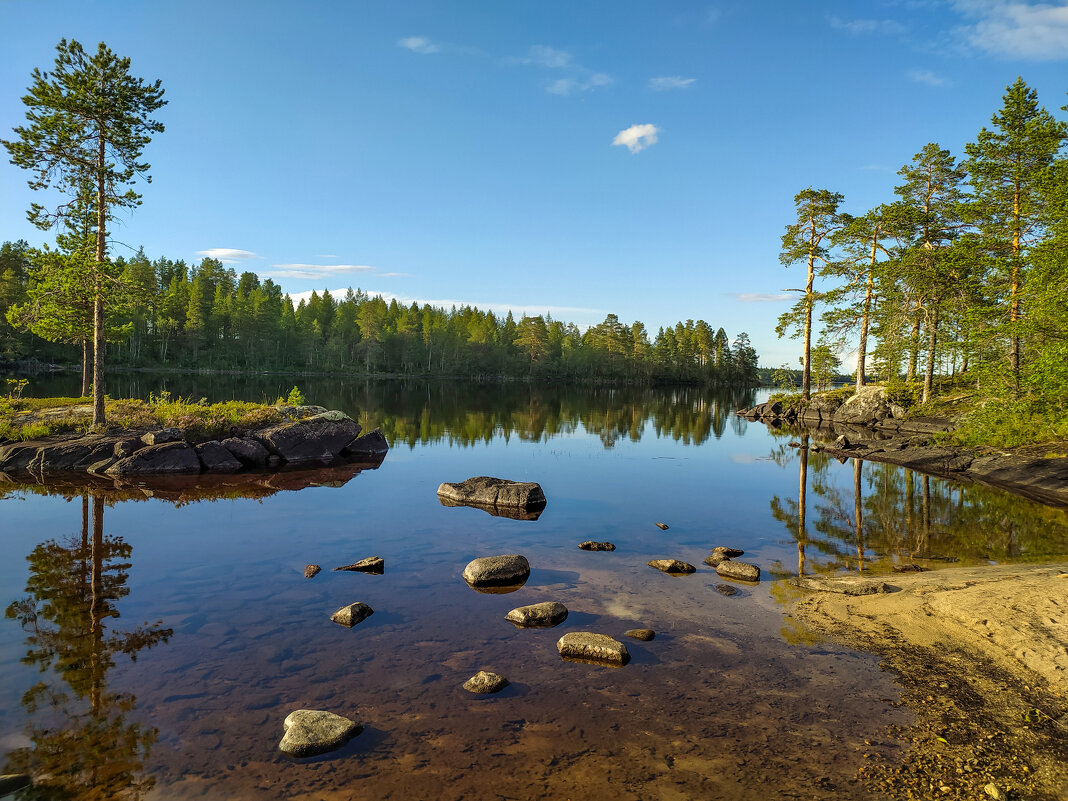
xmin=398 ymin=36 xmax=439 ymax=54
xmin=732 ymin=292 xmax=796 ymax=302
xmin=649 ymin=76 xmax=696 ymax=91
xmin=613 ymin=123 xmax=660 ymax=153
xmin=828 ymin=15 xmax=906 ymax=34
xmin=196 ymin=248 xmax=258 ymax=264
xmin=264 ymin=264 xmax=376 ymax=280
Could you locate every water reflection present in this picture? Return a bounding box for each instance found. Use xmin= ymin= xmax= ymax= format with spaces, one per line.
xmin=3 ymin=492 xmax=172 ymax=800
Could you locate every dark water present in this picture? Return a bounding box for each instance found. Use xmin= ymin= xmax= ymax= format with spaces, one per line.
xmin=3 ymin=377 xmax=1067 ymax=800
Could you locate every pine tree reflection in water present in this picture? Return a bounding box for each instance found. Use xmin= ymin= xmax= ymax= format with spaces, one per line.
xmin=4 ymin=492 xmax=172 ymax=801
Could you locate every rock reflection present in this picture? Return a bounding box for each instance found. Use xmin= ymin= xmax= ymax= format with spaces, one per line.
xmin=3 ymin=492 xmax=173 ymax=800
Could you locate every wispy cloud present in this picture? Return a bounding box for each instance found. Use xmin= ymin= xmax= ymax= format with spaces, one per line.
xmin=612 ymin=124 xmax=660 ymax=154
xmin=513 ymin=45 xmax=573 ymax=68
xmin=951 ymin=0 xmax=1068 ymax=60
xmin=548 ymin=73 xmax=613 ymax=95
xmin=649 ymin=76 xmax=697 ymax=91
xmin=398 ymin=36 xmax=439 ymax=54
xmin=828 ymin=15 xmax=906 ymax=34
xmin=378 ymin=272 xmax=409 ymax=278
xmin=196 ymin=248 xmax=259 ymax=264
xmin=908 ymin=68 xmax=952 ymax=86
xmin=316 ymin=254 xmax=337 ymax=259
xmin=732 ymin=292 xmax=796 ymax=302
xmin=264 ymin=264 xmax=376 ymax=280
xmin=288 ymin=287 xmax=604 ymax=321
xmin=511 ymin=44 xmax=613 ymax=95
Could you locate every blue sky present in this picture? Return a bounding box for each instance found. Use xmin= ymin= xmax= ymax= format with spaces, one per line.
xmin=1 ymin=1 xmax=1065 ymax=367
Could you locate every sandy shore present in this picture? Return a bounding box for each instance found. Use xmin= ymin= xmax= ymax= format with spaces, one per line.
xmin=792 ymin=563 xmax=1068 ymax=800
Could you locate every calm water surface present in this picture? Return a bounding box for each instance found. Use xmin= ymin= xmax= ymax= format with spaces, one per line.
xmin=3 ymin=378 xmax=1067 ymax=800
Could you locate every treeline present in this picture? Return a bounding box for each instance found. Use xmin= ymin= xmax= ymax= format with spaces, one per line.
xmin=0 ymin=242 xmax=759 ymax=386
xmin=779 ymin=78 xmax=1067 ymax=411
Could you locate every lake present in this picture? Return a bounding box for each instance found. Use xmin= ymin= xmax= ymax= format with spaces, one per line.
xmin=3 ymin=377 xmax=1067 ymax=800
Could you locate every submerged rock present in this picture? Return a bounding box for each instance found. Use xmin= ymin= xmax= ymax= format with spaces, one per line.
xmin=714 ymin=583 xmax=740 ymax=597
xmin=505 ymin=601 xmax=568 ymax=628
xmin=462 ymin=671 xmax=508 ymax=694
xmin=437 ymin=476 xmax=546 ymax=515
xmin=648 ymin=559 xmax=696 ymax=575
xmin=330 ymin=602 xmax=374 ymax=627
xmin=578 ymin=541 xmax=615 ymax=551
xmin=557 ymin=632 xmax=630 ymax=666
xmin=462 ymin=554 xmax=530 ymax=588
xmin=625 ymin=628 xmax=655 ymax=641
xmin=792 ymin=577 xmax=891 ymax=596
xmin=304 ymin=564 xmax=321 ymax=578
xmin=334 ymin=556 xmax=384 ymax=574
xmin=715 ymin=561 xmax=760 ymax=582
xmin=278 ymin=709 xmax=361 ymax=757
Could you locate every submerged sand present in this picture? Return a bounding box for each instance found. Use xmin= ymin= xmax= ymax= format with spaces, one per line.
xmin=792 ymin=563 xmax=1068 ymax=800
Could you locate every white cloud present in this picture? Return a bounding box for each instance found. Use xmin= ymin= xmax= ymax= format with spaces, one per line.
xmin=828 ymin=15 xmax=906 ymax=34
xmin=287 ymin=288 xmax=603 ymax=321
xmin=195 ymin=248 xmax=258 ymax=264
xmin=547 ymin=73 xmax=613 ymax=95
xmin=908 ymin=68 xmax=952 ymax=86
xmin=649 ymin=76 xmax=697 ymax=91
xmin=511 ymin=45 xmax=612 ymax=95
xmin=952 ymin=0 xmax=1068 ymax=60
xmin=612 ymin=124 xmax=660 ymax=153
xmin=264 ymin=264 xmax=376 ymax=280
xmin=516 ymin=45 xmax=573 ymax=68
xmin=732 ymin=292 xmax=796 ymax=302
xmin=398 ymin=36 xmax=439 ymax=54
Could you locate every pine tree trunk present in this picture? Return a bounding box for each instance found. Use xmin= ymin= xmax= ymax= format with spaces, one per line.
xmin=92 ymin=132 xmax=106 ymax=428
xmin=923 ymin=307 xmax=939 ymax=404
xmin=81 ymin=338 xmax=92 ymax=396
xmin=856 ymin=238 xmax=877 ymax=391
xmin=801 ymin=246 xmax=816 ymax=400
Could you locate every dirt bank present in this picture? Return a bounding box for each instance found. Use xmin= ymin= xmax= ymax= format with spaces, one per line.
xmin=792 ymin=564 xmax=1068 ymax=800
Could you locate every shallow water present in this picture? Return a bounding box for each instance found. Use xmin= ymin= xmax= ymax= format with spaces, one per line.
xmin=2 ymin=379 xmax=1067 ymax=800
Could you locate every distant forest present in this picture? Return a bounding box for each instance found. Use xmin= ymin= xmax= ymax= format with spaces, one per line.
xmin=0 ymin=242 xmax=759 ymax=386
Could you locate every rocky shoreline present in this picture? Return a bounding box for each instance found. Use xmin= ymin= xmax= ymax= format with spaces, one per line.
xmin=738 ymin=387 xmax=1068 ymax=509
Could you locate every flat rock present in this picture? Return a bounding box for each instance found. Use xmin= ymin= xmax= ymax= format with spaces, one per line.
xmin=505 ymin=601 xmax=568 ymax=628
xmin=578 ymin=541 xmax=615 ymax=551
xmin=334 ymin=556 xmax=384 ymax=574
xmin=278 ymin=709 xmax=361 ymax=757
xmin=557 ymin=632 xmax=630 ymax=666
xmin=648 ymin=559 xmax=696 ymax=575
xmin=220 ymin=436 xmax=270 ymax=466
xmin=462 ymin=671 xmax=508 ymax=693
xmin=253 ymin=413 xmax=362 ymax=465
xmin=330 ymin=602 xmax=374 ymax=627
xmin=304 ymin=564 xmax=321 ymax=578
xmin=714 ymin=583 xmax=740 ymax=597
xmin=195 ymin=440 xmax=243 ymax=472
xmin=462 ymin=554 xmax=530 ymax=587
xmin=625 ymin=628 xmax=655 ymax=641
xmin=105 ymin=441 xmax=202 ymax=475
xmin=792 ymin=576 xmax=892 ymax=596
xmin=715 ymin=561 xmax=760 ymax=582
xmin=437 ymin=476 xmax=546 ymax=512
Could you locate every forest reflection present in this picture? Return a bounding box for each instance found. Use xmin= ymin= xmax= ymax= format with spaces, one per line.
xmin=3 ymin=492 xmax=172 ymax=800
xmin=767 ymin=432 xmax=1068 ymax=578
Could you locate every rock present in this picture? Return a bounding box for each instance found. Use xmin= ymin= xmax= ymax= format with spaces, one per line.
xmin=557 ymin=632 xmax=630 ymax=666
xmin=26 ymin=437 xmax=115 ymax=473
xmin=105 ymin=442 xmax=202 ymax=475
xmin=437 ymin=476 xmax=546 ymax=515
xmin=798 ymin=394 xmax=844 ymax=424
xmin=714 ymin=584 xmax=739 ymax=597
xmin=834 ymin=434 xmax=852 ymax=449
xmin=832 ymin=386 xmax=894 ymax=425
xmin=330 ymin=602 xmax=374 ymax=627
xmin=220 ymin=436 xmax=270 ymax=466
xmin=892 ymin=563 xmax=928 ymax=573
xmin=0 ymin=441 xmax=45 ymax=471
xmin=0 ymin=775 xmax=31 ymax=795
xmin=648 ymin=559 xmax=696 ymax=575
xmin=715 ymin=561 xmax=760 ymax=582
xmin=625 ymin=628 xmax=655 ymax=641
xmin=655 ymin=522 xmax=669 ymax=530
xmin=462 ymin=554 xmax=530 ymax=588
xmin=578 ymin=541 xmax=615 ymax=551
xmin=278 ymin=709 xmax=361 ymax=757
xmin=462 ymin=671 xmax=508 ymax=694
xmin=792 ymin=577 xmax=892 ymax=596
xmin=342 ymin=428 xmax=390 ymax=458
xmin=195 ymin=440 xmax=243 ymax=472
xmin=334 ymin=556 xmax=384 ymax=574
xmin=114 ymin=436 xmax=142 ymax=458
xmin=505 ymin=601 xmax=568 ymax=628
xmin=141 ymin=427 xmax=183 ymax=446
xmin=253 ymin=412 xmax=362 ymax=465
xmin=304 ymin=564 xmax=321 ymax=578
xmin=704 ymin=546 xmax=744 ymax=567
xmin=983 ymin=784 xmax=1008 ymax=801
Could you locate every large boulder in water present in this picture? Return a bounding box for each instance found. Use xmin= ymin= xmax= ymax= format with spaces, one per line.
xmin=252 ymin=412 xmax=362 ymax=465
xmin=505 ymin=601 xmax=568 ymax=628
xmin=463 ymin=554 xmax=530 ymax=588
xmin=557 ymin=632 xmax=630 ymax=666
xmin=278 ymin=709 xmax=361 ymax=757
xmin=437 ymin=476 xmax=546 ymax=516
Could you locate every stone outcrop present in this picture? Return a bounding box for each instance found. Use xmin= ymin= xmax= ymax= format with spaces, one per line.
xmin=221 ymin=436 xmax=270 ymax=466
xmin=331 ymin=602 xmax=374 ymax=627
xmin=106 ymin=442 xmax=202 ymax=475
xmin=648 ymin=559 xmax=696 ymax=575
xmin=437 ymin=476 xmax=546 ymax=517
xmin=334 ymin=556 xmax=384 ymax=574
xmin=253 ymin=412 xmax=362 ymax=465
xmin=505 ymin=601 xmax=568 ymax=628
xmin=715 ymin=561 xmax=760 ymax=582
xmin=278 ymin=709 xmax=361 ymax=757
xmin=462 ymin=671 xmax=508 ymax=694
xmin=195 ymin=440 xmax=243 ymax=473
xmin=557 ymin=632 xmax=630 ymax=666
xmin=342 ymin=428 xmax=390 ymax=459
xmin=462 ymin=554 xmax=530 ymax=588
